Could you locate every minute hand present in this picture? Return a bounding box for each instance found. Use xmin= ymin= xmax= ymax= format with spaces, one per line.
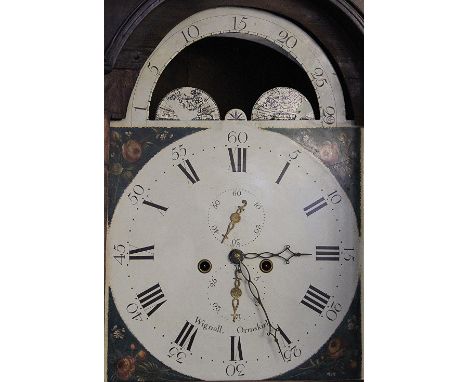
xmin=244 ymin=245 xmax=314 ymax=264
xmin=235 ymin=256 xmax=285 ymax=360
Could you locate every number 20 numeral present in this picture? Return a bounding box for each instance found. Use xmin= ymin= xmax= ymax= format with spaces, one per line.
xmin=276 ymin=30 xmax=297 ymax=48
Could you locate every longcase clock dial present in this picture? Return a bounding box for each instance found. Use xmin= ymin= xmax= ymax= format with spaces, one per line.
xmin=108 ymin=125 xmax=360 ymax=380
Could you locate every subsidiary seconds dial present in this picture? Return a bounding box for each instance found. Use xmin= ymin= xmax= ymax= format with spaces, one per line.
xmin=208 ymin=188 xmax=266 ymax=247
xmin=108 ymin=125 xmax=360 ymax=380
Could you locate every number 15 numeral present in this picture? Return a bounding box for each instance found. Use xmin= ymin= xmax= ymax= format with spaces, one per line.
xmin=233 ymin=16 xmax=247 ymax=31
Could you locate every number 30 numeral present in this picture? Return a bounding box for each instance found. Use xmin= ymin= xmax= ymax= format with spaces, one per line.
xmin=226 ymin=363 xmax=245 ymax=377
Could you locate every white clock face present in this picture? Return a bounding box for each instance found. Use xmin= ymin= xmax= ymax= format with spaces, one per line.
xmin=108 ymin=125 xmax=360 ymax=380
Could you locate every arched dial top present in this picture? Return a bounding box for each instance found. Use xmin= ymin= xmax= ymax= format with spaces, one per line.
xmin=113 ymin=7 xmax=347 ymax=127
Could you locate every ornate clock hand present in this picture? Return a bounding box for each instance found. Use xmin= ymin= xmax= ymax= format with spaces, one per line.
xmin=243 ymin=245 xmax=314 ymax=264
xmin=229 ymin=249 xmax=286 ymax=361
xmin=230 ymin=268 xmax=242 ymax=322
xmin=221 ymin=200 xmax=247 ymax=243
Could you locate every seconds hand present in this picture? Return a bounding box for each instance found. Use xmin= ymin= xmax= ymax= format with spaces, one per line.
xmin=221 ymin=200 xmax=247 ymax=243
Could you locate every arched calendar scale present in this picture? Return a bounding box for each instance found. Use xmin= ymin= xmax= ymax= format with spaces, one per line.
xmin=110 ymin=7 xmax=353 ymax=128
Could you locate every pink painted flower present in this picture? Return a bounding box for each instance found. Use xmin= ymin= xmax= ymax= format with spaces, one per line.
xmin=319 ymin=140 xmax=340 ymax=164
xmin=117 ymin=356 xmax=135 ymax=380
xmin=328 ymin=338 xmax=344 ymax=359
xmin=136 ymin=350 xmax=146 ymax=360
xmin=122 ymin=140 xmax=142 ymax=163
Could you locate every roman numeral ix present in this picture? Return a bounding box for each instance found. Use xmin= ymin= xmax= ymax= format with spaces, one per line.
xmin=137 ymin=283 xmax=167 ymax=317
xmin=230 ymin=336 xmax=243 ymax=361
xmin=300 ymin=285 xmax=331 ymax=314
xmin=177 ymin=159 xmax=200 ymax=184
xmin=316 ymin=246 xmax=340 ymax=261
xmin=129 ymin=245 xmax=154 ymax=260
xmin=174 ymin=321 xmax=198 ymax=351
xmin=228 ymin=148 xmax=247 ymax=172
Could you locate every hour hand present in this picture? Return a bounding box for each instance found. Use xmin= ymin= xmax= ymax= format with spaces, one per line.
xmin=230 ymin=269 xmax=242 ymax=322
xmin=243 ymin=245 xmax=313 ymax=264
xmin=221 ymin=200 xmax=247 ymax=243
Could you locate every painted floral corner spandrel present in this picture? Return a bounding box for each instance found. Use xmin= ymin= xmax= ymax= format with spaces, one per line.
xmin=107 ymin=290 xmax=197 ymax=382
xmin=107 ymin=127 xmax=204 ymax=221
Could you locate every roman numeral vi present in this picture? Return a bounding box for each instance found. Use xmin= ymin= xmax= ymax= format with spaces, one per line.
xmin=230 ymin=336 xmax=243 ymax=361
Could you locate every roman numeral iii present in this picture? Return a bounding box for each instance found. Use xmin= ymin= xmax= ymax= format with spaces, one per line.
xmin=230 ymin=336 xmax=243 ymax=361
xmin=228 ymin=148 xmax=247 ymax=172
xmin=137 ymin=283 xmax=167 ymax=317
xmin=174 ymin=321 xmax=198 ymax=351
xmin=304 ymin=197 xmax=327 ymax=216
xmin=316 ymin=246 xmax=340 ymax=261
xmin=300 ymin=285 xmax=331 ymax=314
xmin=177 ymin=159 xmax=200 ymax=184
